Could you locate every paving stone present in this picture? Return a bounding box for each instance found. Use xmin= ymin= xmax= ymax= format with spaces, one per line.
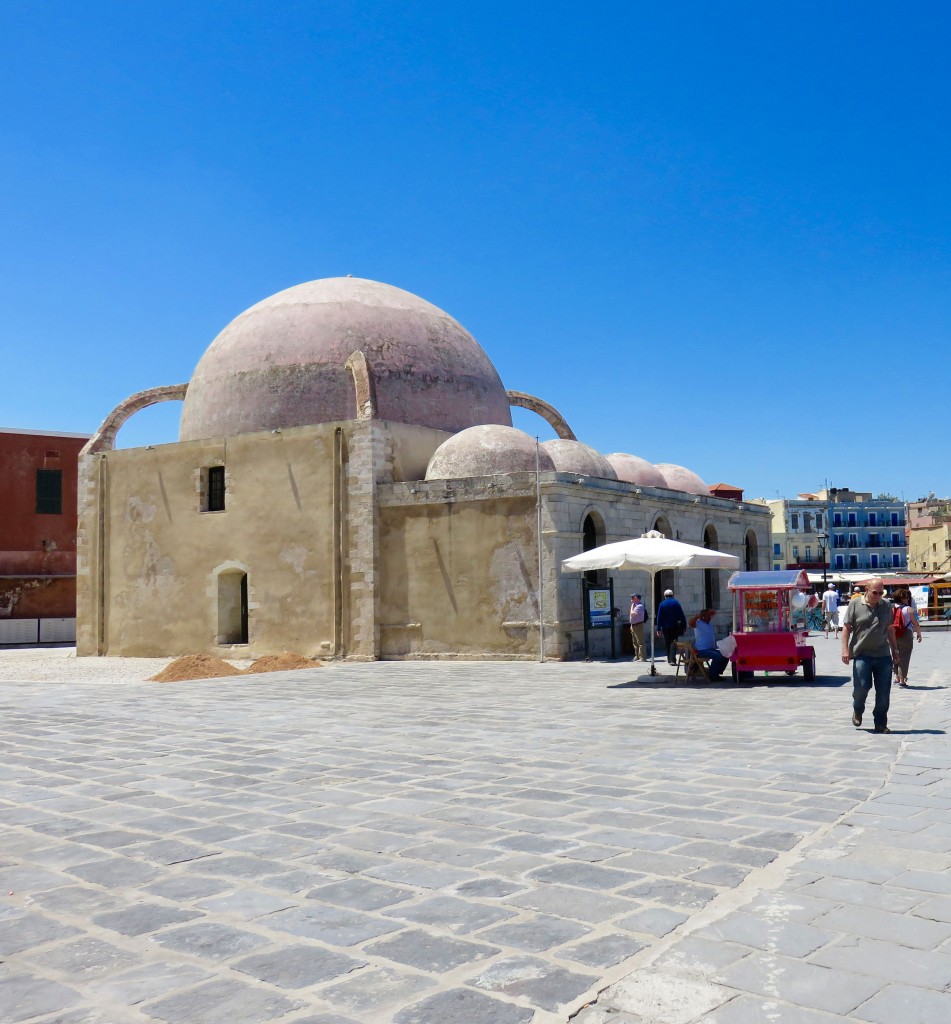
xmin=811 ymin=935 xmax=951 ymax=989
xmin=479 ymin=913 xmax=590 ymax=952
xmin=705 ymin=994 xmax=845 ymax=1022
xmin=453 ymin=876 xmax=526 ymax=898
xmin=617 ymin=906 xmax=689 ymax=937
xmin=697 ymin=911 xmax=833 ymax=957
xmin=266 ymin=904 xmax=401 ymax=945
xmin=812 ymin=904 xmax=951 ymax=950
xmin=505 ymin=884 xmax=633 ymax=923
xmin=382 ymin=893 xmax=515 ymax=934
xmin=66 ymin=857 xmax=161 ymax=888
xmin=153 ymin=921 xmax=271 ymax=961
xmin=317 ymin=966 xmax=436 ymax=1015
xmin=851 ymin=982 xmax=951 ymax=1023
xmin=0 ymin=972 xmax=83 ymax=1022
xmin=392 ymin=987 xmax=534 ymax=1023
xmin=365 ymin=927 xmax=498 ymax=972
xmin=0 ymin=911 xmax=81 ymax=955
xmin=92 ymin=902 xmax=202 ymax=936
xmin=24 ymin=936 xmax=141 ymax=978
xmin=716 ymin=951 xmax=884 ymax=1014
xmin=619 ymin=878 xmax=718 ymax=908
xmin=363 ymin=860 xmax=478 ymax=889
xmin=143 ymin=977 xmax=302 ymax=1024
xmin=529 ymin=861 xmax=641 ymax=891
xmin=143 ymin=875 xmax=233 ymax=901
xmin=306 ymin=876 xmax=414 ymax=911
xmin=232 ymin=942 xmax=365 ymax=988
xmin=467 ymin=954 xmax=597 ymax=1011
xmin=559 ymin=932 xmax=647 ymax=968
xmin=193 ymin=888 xmax=297 ymax=918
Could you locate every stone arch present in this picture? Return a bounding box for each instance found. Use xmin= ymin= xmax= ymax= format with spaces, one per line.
xmin=81 ymin=384 xmax=189 ymax=457
xmin=703 ymin=523 xmax=721 ymax=609
xmin=345 ymin=350 xmax=376 ymax=420
xmin=506 ymin=390 xmax=576 ymax=440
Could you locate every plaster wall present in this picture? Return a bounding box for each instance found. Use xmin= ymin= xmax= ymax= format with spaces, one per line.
xmin=379 ymin=486 xmax=539 ymax=658
xmin=78 ymin=425 xmax=341 ymax=657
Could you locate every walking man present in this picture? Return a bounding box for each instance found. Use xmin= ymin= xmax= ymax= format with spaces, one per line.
xmin=821 ymin=583 xmax=840 ymax=637
xmin=629 ymin=594 xmax=647 ymax=660
xmin=841 ymin=581 xmax=899 ymax=734
xmin=656 ymin=589 xmax=687 ymax=665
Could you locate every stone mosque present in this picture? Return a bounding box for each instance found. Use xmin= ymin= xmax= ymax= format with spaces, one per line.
xmin=76 ymin=277 xmax=768 ymax=661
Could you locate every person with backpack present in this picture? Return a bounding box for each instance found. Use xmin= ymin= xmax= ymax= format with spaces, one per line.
xmin=891 ymin=586 xmax=923 ymax=687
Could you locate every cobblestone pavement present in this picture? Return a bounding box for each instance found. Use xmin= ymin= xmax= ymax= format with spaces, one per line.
xmin=1 ymin=631 xmax=949 ymax=1023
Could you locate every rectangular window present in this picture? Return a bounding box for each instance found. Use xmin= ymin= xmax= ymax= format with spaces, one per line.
xmin=849 ymin=533 xmax=858 ymax=548
xmin=201 ymin=466 xmax=226 ymax=512
xmin=792 ymin=545 xmax=799 ymax=559
xmin=892 ymin=533 xmax=901 ymax=546
xmin=891 ymin=512 xmax=899 ymax=526
xmin=790 ymin=513 xmax=799 ymax=530
xmin=893 ymin=554 xmax=901 ymax=566
xmin=849 ymin=554 xmax=858 ymax=568
xmin=848 ymin=512 xmax=857 ymax=526
xmin=816 ymin=512 xmax=823 ymax=529
xmin=805 ymin=546 xmax=812 ymax=560
xmin=868 ymin=512 xmax=877 ymax=526
xmin=35 ymin=469 xmax=62 ymax=514
xmin=870 ymin=554 xmax=879 ymax=568
xmin=835 ymin=554 xmax=844 ymax=569
xmin=773 ymin=543 xmax=781 ymax=555
xmin=833 ymin=513 xmax=842 ymax=527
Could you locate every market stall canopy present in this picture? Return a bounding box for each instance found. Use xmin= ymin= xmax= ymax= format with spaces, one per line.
xmin=561 ymin=531 xmax=739 ymax=675
xmin=561 ymin=531 xmax=740 ymax=574
xmin=728 ymin=569 xmax=810 ymax=591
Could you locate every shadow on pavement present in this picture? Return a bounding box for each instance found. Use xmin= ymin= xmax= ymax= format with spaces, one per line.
xmin=610 ymin=677 xmax=849 ymax=690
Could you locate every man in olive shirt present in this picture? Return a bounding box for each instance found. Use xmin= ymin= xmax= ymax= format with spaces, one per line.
xmin=841 ymin=581 xmax=899 ymax=734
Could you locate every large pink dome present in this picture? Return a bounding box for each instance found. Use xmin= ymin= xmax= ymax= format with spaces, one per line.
xmin=655 ymin=463 xmax=710 ymax=495
xmin=605 ymin=453 xmax=668 ymax=488
xmin=179 ymin=277 xmax=512 ymax=440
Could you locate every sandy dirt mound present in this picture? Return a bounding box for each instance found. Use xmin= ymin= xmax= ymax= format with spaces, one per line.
xmin=150 ymin=654 xmax=245 ymax=682
xmin=245 ymin=654 xmax=321 ymax=674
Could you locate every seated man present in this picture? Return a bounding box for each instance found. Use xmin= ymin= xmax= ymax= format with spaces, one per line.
xmin=688 ymin=608 xmax=730 ymax=680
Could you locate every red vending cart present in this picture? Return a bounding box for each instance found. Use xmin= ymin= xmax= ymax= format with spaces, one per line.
xmin=727 ymin=569 xmax=818 ymax=682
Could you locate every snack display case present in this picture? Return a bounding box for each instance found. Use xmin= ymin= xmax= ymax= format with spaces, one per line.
xmin=726 ymin=569 xmax=818 ymax=681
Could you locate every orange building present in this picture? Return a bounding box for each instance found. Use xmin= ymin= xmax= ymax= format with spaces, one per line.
xmin=0 ymin=427 xmax=89 ymax=643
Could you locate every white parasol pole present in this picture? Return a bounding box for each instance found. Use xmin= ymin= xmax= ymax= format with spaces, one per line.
xmin=648 ymin=568 xmax=658 ymax=676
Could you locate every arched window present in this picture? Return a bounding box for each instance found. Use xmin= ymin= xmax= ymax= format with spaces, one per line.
xmin=653 ymin=516 xmax=674 ymax=609
xmin=582 ymin=512 xmax=606 ymax=585
xmin=745 ymin=531 xmax=758 ymax=571
xmin=704 ymin=525 xmax=720 ymax=609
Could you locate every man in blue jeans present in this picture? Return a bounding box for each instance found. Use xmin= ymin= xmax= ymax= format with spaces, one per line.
xmin=841 ymin=581 xmax=900 ymax=734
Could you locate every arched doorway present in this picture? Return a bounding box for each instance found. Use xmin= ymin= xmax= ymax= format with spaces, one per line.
xmin=652 ymin=516 xmax=674 ymax=612
xmin=217 ymin=570 xmax=249 ymax=645
xmin=703 ymin=524 xmax=720 ymax=609
xmin=745 ymin=531 xmax=758 ymax=571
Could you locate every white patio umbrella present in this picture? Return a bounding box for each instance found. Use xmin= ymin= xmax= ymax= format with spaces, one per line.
xmin=561 ymin=530 xmax=740 ymax=674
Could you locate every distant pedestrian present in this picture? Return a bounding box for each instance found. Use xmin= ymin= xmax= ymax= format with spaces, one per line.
xmin=891 ymin=586 xmax=922 ymax=687
xmin=842 ymin=581 xmax=899 ymax=733
xmin=821 ymin=584 xmax=840 ymax=637
xmin=629 ymin=594 xmax=647 ymax=660
xmin=656 ymin=589 xmax=687 ymax=665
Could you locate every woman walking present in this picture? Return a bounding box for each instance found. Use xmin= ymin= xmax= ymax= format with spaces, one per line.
xmin=892 ymin=586 xmax=922 ymax=687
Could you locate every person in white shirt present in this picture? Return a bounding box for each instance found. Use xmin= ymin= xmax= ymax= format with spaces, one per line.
xmin=821 ymin=584 xmax=840 ymax=637
xmin=629 ymin=594 xmax=647 ymax=660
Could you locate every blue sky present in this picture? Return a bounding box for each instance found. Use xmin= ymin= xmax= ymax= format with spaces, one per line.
xmin=2 ymin=1 xmax=948 ymax=501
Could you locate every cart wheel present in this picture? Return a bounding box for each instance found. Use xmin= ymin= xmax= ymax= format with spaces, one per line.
xmin=730 ymin=662 xmax=738 ymax=682
xmin=785 ymin=670 xmax=795 ymax=676
xmin=802 ymin=657 xmax=816 ymax=681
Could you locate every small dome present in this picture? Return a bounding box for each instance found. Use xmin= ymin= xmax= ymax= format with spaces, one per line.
xmin=541 ymin=440 xmax=618 ymax=479
xmin=180 ymin=277 xmax=512 ymax=440
xmin=655 ymin=463 xmax=710 ymax=495
xmin=605 ymin=453 xmax=668 ymax=488
xmin=426 ymin=425 xmax=555 ymax=479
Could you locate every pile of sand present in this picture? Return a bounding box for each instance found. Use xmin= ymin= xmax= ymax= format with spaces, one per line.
xmin=150 ymin=652 xmax=321 ymax=682
xmin=245 ymin=654 xmax=321 ymax=674
xmin=151 ymin=654 xmax=244 ymax=682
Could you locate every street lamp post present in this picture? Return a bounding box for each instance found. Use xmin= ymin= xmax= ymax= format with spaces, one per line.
xmin=818 ymin=533 xmax=829 ymax=588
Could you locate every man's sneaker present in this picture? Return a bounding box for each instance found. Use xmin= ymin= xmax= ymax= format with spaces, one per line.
xmin=852 ymin=712 xmax=862 ymax=727
xmin=873 ymin=726 xmax=891 ymax=734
